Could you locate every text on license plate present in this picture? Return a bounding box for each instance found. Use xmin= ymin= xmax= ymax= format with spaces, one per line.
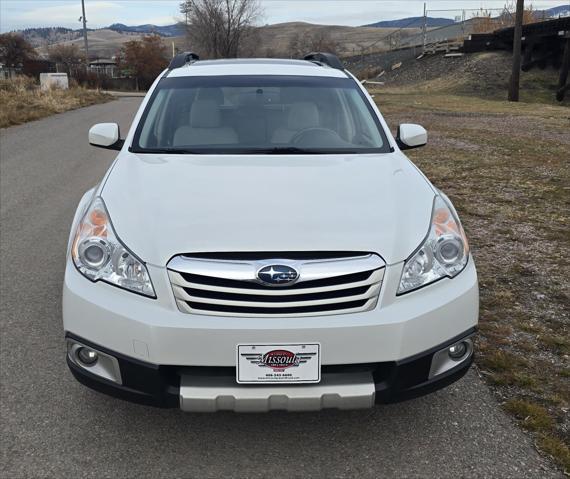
xmin=236 ymin=343 xmax=320 ymax=384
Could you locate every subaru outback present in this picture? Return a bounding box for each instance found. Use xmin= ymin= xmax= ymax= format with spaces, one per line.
xmin=63 ymin=52 xmax=478 ymax=412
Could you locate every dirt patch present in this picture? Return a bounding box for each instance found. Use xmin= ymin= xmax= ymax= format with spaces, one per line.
xmin=380 ymin=51 xmax=514 ymax=91
xmin=356 ymin=51 xmax=568 ymax=105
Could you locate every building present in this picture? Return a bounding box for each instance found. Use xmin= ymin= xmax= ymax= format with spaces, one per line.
xmin=89 ymin=59 xmax=118 ymax=77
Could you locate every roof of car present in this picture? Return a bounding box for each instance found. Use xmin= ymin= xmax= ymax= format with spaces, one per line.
xmin=166 ymin=58 xmax=349 ymax=79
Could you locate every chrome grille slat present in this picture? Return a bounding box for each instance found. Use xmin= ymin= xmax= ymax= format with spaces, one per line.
xmin=172 ymin=283 xmax=381 ymax=308
xmin=183 ymin=284 xmax=371 ymax=302
xmin=168 ymin=254 xmax=385 ymax=317
xmin=174 ymin=297 xmax=379 ymax=318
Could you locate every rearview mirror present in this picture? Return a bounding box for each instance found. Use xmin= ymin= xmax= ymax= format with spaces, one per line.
xmin=396 ymin=124 xmax=427 ymax=150
xmin=89 ymin=123 xmax=124 ymax=151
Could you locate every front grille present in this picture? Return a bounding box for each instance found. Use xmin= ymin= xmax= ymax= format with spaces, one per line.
xmin=178 ymin=270 xmax=373 ymax=291
xmin=167 ymin=253 xmax=385 ymax=317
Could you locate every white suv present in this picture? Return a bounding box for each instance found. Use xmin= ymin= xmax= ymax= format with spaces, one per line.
xmin=63 ymin=52 xmax=478 ymax=412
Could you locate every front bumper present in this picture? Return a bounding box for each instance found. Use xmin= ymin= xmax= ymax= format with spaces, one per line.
xmin=66 ymin=329 xmax=475 ymax=411
xmin=63 ymin=250 xmax=478 ymax=411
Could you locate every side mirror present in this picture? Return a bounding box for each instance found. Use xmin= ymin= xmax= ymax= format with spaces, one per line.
xmin=396 ymin=124 xmax=427 ymax=150
xmin=89 ymin=123 xmax=124 ymax=151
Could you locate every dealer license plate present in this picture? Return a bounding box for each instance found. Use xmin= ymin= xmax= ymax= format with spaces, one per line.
xmin=237 ymin=343 xmax=320 ymax=384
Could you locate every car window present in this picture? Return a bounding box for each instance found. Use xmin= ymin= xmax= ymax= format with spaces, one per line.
xmin=132 ymin=75 xmax=391 ymax=154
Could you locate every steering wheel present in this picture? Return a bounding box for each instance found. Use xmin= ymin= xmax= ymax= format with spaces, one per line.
xmin=291 ymin=127 xmax=340 ymax=145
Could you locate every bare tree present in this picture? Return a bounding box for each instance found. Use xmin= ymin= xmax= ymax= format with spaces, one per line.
xmin=472 ymin=2 xmax=536 ymax=34
xmin=310 ymin=29 xmax=339 ymax=55
xmin=0 ymin=33 xmax=36 ymax=67
xmin=48 ymin=44 xmax=82 ymax=74
xmin=288 ymin=29 xmax=339 ymax=58
xmin=180 ymin=0 xmax=262 ymax=58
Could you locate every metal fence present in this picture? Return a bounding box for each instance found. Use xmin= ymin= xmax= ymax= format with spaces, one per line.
xmin=356 ymin=3 xmax=553 ymax=56
xmin=0 ymin=67 xmax=20 ymax=79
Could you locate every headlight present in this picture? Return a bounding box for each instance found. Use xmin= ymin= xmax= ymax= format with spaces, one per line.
xmin=398 ymin=195 xmax=469 ymax=295
xmin=71 ymin=196 xmax=155 ymax=297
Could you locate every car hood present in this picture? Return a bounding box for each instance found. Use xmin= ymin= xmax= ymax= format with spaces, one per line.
xmin=101 ymin=152 xmax=435 ymax=266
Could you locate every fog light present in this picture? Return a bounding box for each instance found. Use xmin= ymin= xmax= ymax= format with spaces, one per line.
xmin=448 ymin=342 xmax=467 ymax=359
xmin=76 ymin=347 xmax=98 ymax=366
xmin=429 ymin=337 xmax=474 ymax=379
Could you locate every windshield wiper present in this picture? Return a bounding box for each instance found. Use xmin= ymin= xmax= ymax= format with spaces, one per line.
xmin=138 ymin=147 xmax=205 ymax=154
xmin=131 ymin=146 xmax=363 ymax=155
xmin=243 ymin=147 xmax=352 ymax=155
xmin=244 ymin=147 xmax=317 ymax=154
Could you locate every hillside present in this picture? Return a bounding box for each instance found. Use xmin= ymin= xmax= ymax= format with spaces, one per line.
xmin=18 ymin=27 xmax=86 ymax=47
xmin=544 ymin=5 xmax=570 ymax=17
xmin=17 ymin=24 xmax=179 ymax=51
xmin=365 ymin=17 xmax=454 ymax=28
xmin=365 ymin=5 xmax=570 ymax=28
xmin=35 ymin=28 xmax=149 ymax=58
xmin=355 ymin=50 xmax=568 ymax=105
xmin=170 ymin=22 xmax=423 ymax=57
xmin=16 ymin=3 xmax=570 ymax=46
xmin=33 ymin=22 xmax=423 ymax=58
xmin=18 ymin=3 xmax=570 ymax=56
xmin=108 ymin=23 xmax=184 ymax=37
xmin=253 ymin=22 xmax=422 ymax=56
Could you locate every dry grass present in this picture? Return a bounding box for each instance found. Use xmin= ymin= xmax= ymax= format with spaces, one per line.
xmin=372 ymin=87 xmax=570 ymax=473
xmin=539 ymin=435 xmax=570 ymax=471
xmin=504 ymin=399 xmax=555 ymax=431
xmin=505 ymin=399 xmax=570 ymax=471
xmin=0 ymin=76 xmax=112 ymax=129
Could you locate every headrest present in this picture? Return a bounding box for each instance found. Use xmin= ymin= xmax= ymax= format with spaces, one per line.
xmin=190 ymin=100 xmax=221 ymax=128
xmin=197 ymin=87 xmax=224 ymax=105
xmin=288 ymin=102 xmax=319 ymax=130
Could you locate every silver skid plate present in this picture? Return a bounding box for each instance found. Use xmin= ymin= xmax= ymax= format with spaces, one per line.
xmin=180 ymin=372 xmax=375 ymax=413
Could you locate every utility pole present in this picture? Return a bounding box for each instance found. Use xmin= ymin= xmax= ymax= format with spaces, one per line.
xmin=81 ymin=0 xmax=90 ymax=66
xmin=557 ymin=37 xmax=570 ymax=101
xmin=422 ymin=2 xmax=428 ymax=53
xmin=508 ymin=0 xmax=524 ymax=102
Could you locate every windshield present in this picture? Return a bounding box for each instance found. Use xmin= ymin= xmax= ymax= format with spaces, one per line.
xmin=131 ymin=75 xmax=391 ymax=154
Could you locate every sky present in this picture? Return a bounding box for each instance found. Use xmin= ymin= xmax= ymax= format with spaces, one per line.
xmin=1 ymin=0 xmax=568 ymax=32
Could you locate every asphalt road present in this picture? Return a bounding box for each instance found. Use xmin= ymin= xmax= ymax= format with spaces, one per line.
xmin=0 ymin=98 xmax=562 ymax=479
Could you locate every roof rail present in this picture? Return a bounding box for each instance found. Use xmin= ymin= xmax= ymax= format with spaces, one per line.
xmin=168 ymin=52 xmax=200 ymax=70
xmin=303 ymin=52 xmax=345 ymax=70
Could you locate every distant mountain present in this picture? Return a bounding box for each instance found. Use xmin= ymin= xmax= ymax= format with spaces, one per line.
xmin=20 ymin=27 xmax=76 ymax=38
xmin=16 ymin=27 xmax=88 ymax=47
xmin=543 ymin=5 xmax=570 ymax=17
xmin=108 ymin=23 xmax=184 ymax=37
xmin=16 ymin=23 xmax=184 ymax=49
xmin=365 ymin=5 xmax=570 ymax=28
xmin=364 ymin=17 xmax=455 ymax=28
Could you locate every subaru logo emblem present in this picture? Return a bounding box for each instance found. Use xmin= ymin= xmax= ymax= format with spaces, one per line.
xmin=257 ymin=265 xmax=299 ymax=286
